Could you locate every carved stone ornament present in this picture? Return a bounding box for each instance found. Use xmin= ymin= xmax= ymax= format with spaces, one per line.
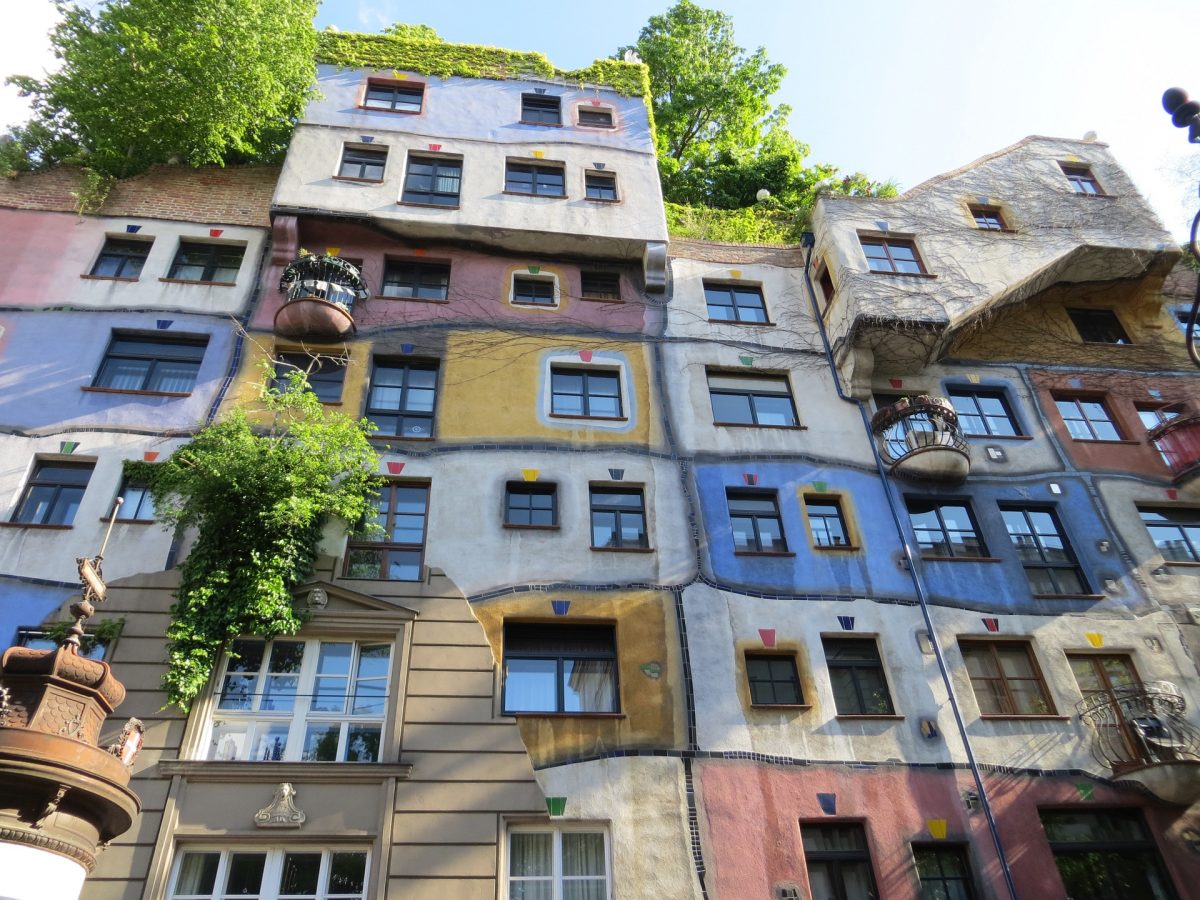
xmin=254 ymin=782 xmax=306 ymax=829
xmin=307 ymin=587 xmax=329 ymax=610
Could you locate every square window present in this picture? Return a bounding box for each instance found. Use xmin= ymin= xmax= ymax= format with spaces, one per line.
xmin=1138 ymin=507 xmax=1200 ymax=562
xmin=1041 ymin=810 xmax=1176 ymax=900
xmin=1054 ymin=395 xmax=1122 ymax=441
xmin=906 ymin=498 xmax=986 ymax=558
xmin=520 ymin=93 xmax=561 ymax=125
xmin=551 ymin=367 xmax=623 ymax=419
xmin=272 ymin=352 xmax=346 ymax=403
xmin=578 ymin=107 xmax=614 ymax=127
xmin=169 ymin=848 xmax=369 ymax=900
xmin=805 ymin=497 xmax=849 ymax=548
xmin=1060 ymin=163 xmax=1103 ymax=195
xmin=704 ymin=282 xmax=769 ymax=323
xmin=16 ymin=626 xmax=109 ymax=660
xmin=580 ymin=271 xmax=621 ymax=301
xmin=11 ymin=460 xmax=94 ymax=526
xmin=338 ymin=146 xmax=387 ymax=181
xmin=167 ymin=241 xmax=244 ymax=284
xmin=1067 ymin=308 xmax=1131 ymax=345
xmin=363 ymin=79 xmax=423 ymax=113
xmin=92 ymin=333 xmax=208 ymax=394
xmin=116 ymin=477 xmax=156 ymax=521
xmin=801 ymin=823 xmax=879 ymax=898
xmin=507 ymin=827 xmax=611 ymax=900
xmin=968 ymin=204 xmax=1006 ymax=231
xmin=345 ymin=483 xmax=429 ymax=580
xmin=707 ymin=371 xmax=798 ymax=427
xmin=913 ymin=844 xmax=977 ymax=900
xmin=365 ymin=361 xmax=439 ymax=438
xmin=512 ymin=274 xmax=557 ymax=306
xmin=505 ymin=161 xmax=566 ymax=197
xmin=859 ymin=237 xmax=927 ymax=274
xmin=506 ymin=482 xmax=558 ymax=528
xmin=381 ymin=260 xmax=450 ymax=300
xmin=401 ymin=155 xmax=461 ymax=206
xmin=727 ymin=490 xmax=788 ymax=554
xmin=589 ymin=486 xmax=647 ymax=550
xmin=746 ymin=653 xmax=803 ymax=705
xmin=947 ymin=387 xmax=1020 ymax=436
xmin=822 ymin=637 xmax=894 ymax=715
xmin=959 ymin=640 xmax=1055 ymax=716
xmin=503 ymin=624 xmax=617 ymax=713
xmin=999 ymin=505 xmax=1088 ymax=596
xmin=585 ymin=170 xmax=617 ymax=201
xmin=89 ymin=237 xmax=151 ymax=278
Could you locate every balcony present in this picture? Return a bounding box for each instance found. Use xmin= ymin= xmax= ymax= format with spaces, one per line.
xmin=1148 ymin=411 xmax=1200 ymax=484
xmin=869 ymin=395 xmax=970 ymax=483
xmin=275 ymin=254 xmax=370 ymax=339
xmin=1076 ymin=681 xmax=1200 ymax=805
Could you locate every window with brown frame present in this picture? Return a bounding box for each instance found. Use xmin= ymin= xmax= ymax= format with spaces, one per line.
xmin=959 ymin=640 xmax=1055 ymax=716
xmin=344 ymin=482 xmax=429 ymax=580
xmin=580 ymin=272 xmax=621 ymax=301
xmin=968 ymin=204 xmax=1006 ymax=231
xmin=520 ymin=93 xmax=561 ymax=125
xmin=1060 ymin=163 xmax=1103 ymax=195
xmin=859 ymin=237 xmax=927 ymax=274
xmin=362 ymin=80 xmax=423 ymax=113
xmin=338 ymin=146 xmax=387 ymax=181
xmin=577 ymin=107 xmax=614 ymax=127
xmin=1067 ymin=308 xmax=1131 ymax=345
xmin=505 ymin=161 xmax=565 ymax=197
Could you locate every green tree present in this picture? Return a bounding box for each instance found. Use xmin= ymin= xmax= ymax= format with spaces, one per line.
xmin=4 ymin=0 xmax=318 ymax=178
xmin=381 ymin=23 xmax=443 ymax=41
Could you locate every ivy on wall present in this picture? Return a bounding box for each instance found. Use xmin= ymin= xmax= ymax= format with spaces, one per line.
xmin=665 ymin=201 xmax=804 ymax=245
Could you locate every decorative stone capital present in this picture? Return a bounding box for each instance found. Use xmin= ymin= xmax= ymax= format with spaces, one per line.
xmin=254 ymin=783 xmax=306 ymax=829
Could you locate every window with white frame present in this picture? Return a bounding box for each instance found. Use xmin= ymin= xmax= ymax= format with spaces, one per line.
xmin=207 ymin=638 xmax=391 ymax=762
xmin=169 ymin=848 xmax=368 ymax=900
xmin=507 ymin=826 xmax=611 ymax=900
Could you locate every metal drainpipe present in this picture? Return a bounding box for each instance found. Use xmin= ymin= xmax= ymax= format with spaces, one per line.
xmin=799 ymin=234 xmax=1019 ymax=900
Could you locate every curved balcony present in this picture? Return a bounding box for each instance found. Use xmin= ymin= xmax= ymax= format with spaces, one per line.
xmin=1148 ymin=412 xmax=1200 ymax=484
xmin=275 ymin=254 xmax=370 ymax=339
xmin=869 ymin=395 xmax=970 ymax=483
xmin=1077 ymin=681 xmax=1200 ymax=804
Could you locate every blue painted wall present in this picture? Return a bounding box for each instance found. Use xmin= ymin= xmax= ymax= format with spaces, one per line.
xmin=0 ymin=578 xmax=74 ymax=649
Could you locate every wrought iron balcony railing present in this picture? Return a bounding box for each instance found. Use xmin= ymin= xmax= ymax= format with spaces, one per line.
xmin=1147 ymin=412 xmax=1200 ymax=484
xmin=869 ymin=395 xmax=970 ymax=482
xmin=275 ymin=254 xmax=370 ymax=338
xmin=1076 ymin=681 xmax=1200 ymax=774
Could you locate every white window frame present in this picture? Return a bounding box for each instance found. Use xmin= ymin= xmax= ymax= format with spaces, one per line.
xmin=168 ymin=847 xmax=370 ymax=900
xmin=509 ymin=270 xmax=561 ymax=309
xmin=539 ymin=351 xmax=634 ymax=433
xmin=506 ymin=825 xmax=612 ymax=900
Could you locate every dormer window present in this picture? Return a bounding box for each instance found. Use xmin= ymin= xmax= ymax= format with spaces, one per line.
xmin=1060 ymin=163 xmax=1103 ymax=195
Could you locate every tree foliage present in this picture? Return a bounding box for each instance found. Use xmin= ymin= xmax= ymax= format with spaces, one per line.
xmin=382 ymin=23 xmax=443 ymax=41
xmin=125 ymin=367 xmax=381 ymax=708
xmin=3 ymin=0 xmax=318 ymax=178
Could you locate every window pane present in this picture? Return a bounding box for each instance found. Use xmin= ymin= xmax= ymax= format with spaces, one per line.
xmin=251 ymin=723 xmax=289 ymax=761
xmin=563 ymin=659 xmax=616 ymax=712
xmin=279 ymin=853 xmax=321 ymax=895
xmin=511 ymin=833 xmax=553 ymax=876
xmin=329 ymin=853 xmax=367 ymax=894
xmin=562 ymin=832 xmax=606 ymax=876
xmin=175 ymin=852 xmax=220 ymax=895
xmin=345 ymin=724 xmax=381 ymax=762
xmin=225 ymin=853 xmax=266 ymax=895
xmin=506 ymin=658 xmax=558 ymax=711
xmin=302 ymin=723 xmax=341 ymax=761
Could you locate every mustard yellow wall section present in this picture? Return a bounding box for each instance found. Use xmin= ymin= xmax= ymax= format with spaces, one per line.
xmin=220 ymin=335 xmax=370 ymax=423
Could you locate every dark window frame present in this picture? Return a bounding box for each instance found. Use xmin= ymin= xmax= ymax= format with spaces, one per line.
xmin=361 ymin=79 xmax=424 ymax=114
xmin=16 ymin=626 xmax=111 ymax=660
xmin=381 ymin=260 xmax=451 ymax=301
xmin=502 ymin=623 xmax=619 ymax=714
xmin=589 ymin=486 xmax=648 ymax=550
xmin=400 ymin=155 xmax=462 ymax=207
xmin=584 ymin=170 xmax=618 ymax=201
xmin=11 ymin=460 xmax=94 ymax=526
xmin=913 ymin=844 xmax=978 ymax=900
xmin=1040 ymin=809 xmax=1178 ymax=900
xmin=1060 ymin=163 xmax=1104 ymax=195
xmin=947 ymin=386 xmax=1022 ymax=437
xmin=550 ymin=366 xmax=624 ymax=420
xmin=745 ymin=652 xmax=804 ymax=706
xmin=1054 ymin=394 xmax=1123 ymax=441
xmin=859 ymin=236 xmax=928 ymax=275
xmin=703 ymin=281 xmax=770 ymax=324
xmin=580 ymin=272 xmax=621 ymax=301
xmin=337 ymin=145 xmax=388 ymax=181
xmin=505 ymin=482 xmax=559 ymax=529
xmin=800 ymin=822 xmax=880 ymax=900
xmin=805 ymin=496 xmax=851 ymax=549
xmin=504 ymin=161 xmax=566 ymax=198
xmin=89 ymin=237 xmax=152 ymax=279
xmin=272 ymin=352 xmax=346 ymax=403
xmin=344 ymin=481 xmax=430 ymax=581
xmin=114 ymin=476 xmax=156 ymax=522
xmin=706 ymin=370 xmax=799 ymax=428
xmin=512 ymin=274 xmax=557 ymax=307
xmin=1138 ymin=506 xmax=1200 ymax=563
xmin=166 ymin=241 xmax=244 ymax=284
xmin=906 ymin=497 xmax=988 ymax=559
xmin=1067 ymin=308 xmax=1131 ymax=345
xmin=364 ymin=360 xmax=439 ymax=439
xmin=91 ymin=332 xmax=208 ymax=395
xmin=520 ymin=93 xmax=562 ymax=125
xmin=577 ymin=106 xmax=614 ymax=127
xmin=968 ymin=204 xmax=1007 ymax=231
xmin=999 ymin=504 xmax=1089 ymax=596
xmin=822 ymin=637 xmax=895 ymax=716
xmin=959 ymin=639 xmax=1056 ymax=717
xmin=727 ymin=489 xmax=789 ymax=554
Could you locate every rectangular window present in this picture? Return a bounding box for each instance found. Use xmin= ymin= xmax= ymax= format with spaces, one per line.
xmin=363 ymin=79 xmax=423 ymax=113
xmin=551 ymin=367 xmax=622 ymax=419
xmin=805 ymin=497 xmax=849 ymax=548
xmin=1138 ymin=507 xmax=1200 ymax=562
xmin=506 ymin=482 xmax=558 ymax=528
xmin=914 ymin=845 xmax=977 ymax=900
xmin=704 ymin=282 xmax=769 ymax=323
xmin=1054 ymin=395 xmax=1122 ymax=441
xmin=1069 ymin=653 xmax=1144 ymax=766
xmin=337 ymin=146 xmax=387 ymax=181
xmin=707 ymin=371 xmax=798 ymax=427
xmin=906 ymin=499 xmax=986 ymax=558
xmin=381 ymin=260 xmax=450 ymax=301
xmin=116 ymin=477 xmax=156 ymax=521
xmin=521 ymin=93 xmax=561 ymax=125
xmin=589 ymin=487 xmax=647 ymax=550
xmin=401 ymin=155 xmax=461 ymax=206
xmin=1000 ymin=505 xmax=1087 ymax=595
xmin=1040 ymin=810 xmax=1176 ymax=900
xmin=208 ymin=638 xmax=391 ymax=762
xmin=505 ymin=161 xmax=565 ymax=197
xmin=1060 ymin=163 xmax=1103 ymax=195
xmin=12 ymin=461 xmax=94 ymax=526
xmin=860 ymin=237 xmax=926 ymax=274
xmin=746 ymin=653 xmax=803 ymax=706
xmin=167 ymin=241 xmax=244 ymax=284
xmin=822 ymin=638 xmax=894 ymax=715
xmin=169 ymin=848 xmax=368 ymax=900
xmin=365 ymin=361 xmax=438 ymax=438
xmin=1068 ymin=309 xmax=1131 ymax=345
xmin=507 ymin=828 xmax=610 ymax=900
xmin=947 ymin=387 xmax=1020 ymax=436
xmin=585 ymin=170 xmax=617 ymax=201
xmin=273 ymin=353 xmax=346 ymax=403
xmin=968 ymin=204 xmax=1006 ymax=231
xmin=503 ymin=624 xmax=617 ymax=713
xmin=580 ymin=271 xmax=621 ymax=301
xmin=16 ymin=626 xmax=109 ymax=660
xmin=959 ymin=640 xmax=1055 ymax=716
xmin=89 ymin=237 xmax=151 ymax=278
xmin=345 ymin=483 xmax=429 ymax=580
xmin=801 ymin=823 xmax=879 ymax=900
xmin=727 ymin=490 xmax=788 ymax=554
xmin=578 ymin=107 xmax=613 ymax=127
xmin=93 ymin=333 xmax=207 ymax=394
xmin=512 ymin=275 xmax=557 ymax=306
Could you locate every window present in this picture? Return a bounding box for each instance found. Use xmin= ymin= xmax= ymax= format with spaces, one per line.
xmin=859 ymin=237 xmax=926 ymax=274
xmin=822 ymin=638 xmax=894 ymax=715
xmin=1068 ymin=309 xmax=1131 ymax=345
xmin=1069 ymin=654 xmax=1144 ymax=765
xmin=947 ymin=387 xmax=1020 ymax=436
xmin=507 ymin=827 xmax=610 ymax=900
xmin=520 ymin=93 xmax=561 ymax=125
xmin=578 ymin=107 xmax=613 ymax=127
xmin=805 ymin=497 xmax=849 ymax=548
xmin=746 ymin=653 xmax=803 ymax=705
xmin=169 ymin=848 xmax=368 ymax=900
xmin=1138 ymin=507 xmax=1200 ymax=562
xmin=116 ymin=477 xmax=156 ymax=521
xmin=365 ymin=361 xmax=438 ymax=438
xmin=208 ymin=638 xmax=391 ymax=762
xmin=585 ymin=170 xmax=617 ymax=201
xmin=381 ymin=260 xmax=450 ymax=301
xmin=727 ymin=490 xmax=788 ymax=554
xmin=93 ymin=333 xmax=207 ymax=393
xmin=913 ymin=845 xmax=976 ymax=900
xmin=801 ymin=823 xmax=879 ymax=900
xmin=1054 ymin=395 xmax=1122 ymax=441
xmin=11 ymin=461 xmax=93 ymax=526
xmin=503 ymin=624 xmax=617 ymax=713
xmin=363 ymin=79 xmax=423 ymax=113
xmin=1137 ymin=405 xmax=1179 ymax=432
xmin=1060 ymin=163 xmax=1103 ymax=195
xmin=512 ymin=275 xmax=557 ymax=306
xmin=959 ymin=640 xmax=1055 ymax=716
xmin=580 ymin=271 xmax=621 ymax=301
xmin=273 ymin=353 xmax=345 ymax=403
xmin=505 ymin=482 xmax=558 ymax=528
xmin=551 ymin=367 xmax=622 ymax=419
xmin=1000 ymin=506 xmax=1088 ymax=595
xmin=707 ymin=371 xmax=798 ymax=427
xmin=906 ymin=499 xmax=986 ymax=558
xmin=818 ymin=268 xmax=836 ymax=310
xmin=589 ymin=487 xmax=647 ymax=549
xmin=1040 ymin=810 xmax=1176 ymax=900
xmin=704 ymin=282 xmax=769 ymax=323
xmin=506 ymin=161 xmax=565 ymax=197
xmin=89 ymin=238 xmax=150 ymax=278
xmin=968 ymin=204 xmax=1006 ymax=231
xmin=166 ymin=242 xmax=244 ymax=284
xmin=337 ymin=146 xmax=387 ymax=181
xmin=16 ymin=627 xmax=109 ymax=660
xmin=345 ymin=483 xmax=429 ymax=580
xmin=401 ymin=155 xmax=461 ymax=206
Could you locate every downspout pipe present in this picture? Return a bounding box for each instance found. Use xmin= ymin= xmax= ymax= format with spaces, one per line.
xmin=799 ymin=232 xmax=1019 ymax=900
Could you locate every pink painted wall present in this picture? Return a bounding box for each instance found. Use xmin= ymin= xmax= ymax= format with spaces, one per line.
xmin=0 ymin=209 xmax=93 ymax=306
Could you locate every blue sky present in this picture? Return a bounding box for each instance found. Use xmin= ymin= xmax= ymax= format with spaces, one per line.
xmin=4 ymin=0 xmax=1199 ymax=238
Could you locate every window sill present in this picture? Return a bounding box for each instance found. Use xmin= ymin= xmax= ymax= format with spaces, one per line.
xmin=379 ymin=295 xmax=451 ymax=304
xmin=358 ymin=105 xmax=421 ymax=116
xmin=79 ymin=274 xmax=139 ymax=283
xmin=576 ymin=123 xmax=616 ymax=130
xmin=835 ymin=714 xmax=904 ymax=721
xmin=585 ymin=197 xmax=621 ymax=204
xmin=502 ymin=191 xmax=566 ymax=200
xmin=368 ymin=434 xmax=434 ymax=442
xmin=580 ymin=296 xmax=625 ymax=304
xmin=508 ymin=711 xmax=624 ymax=719
xmin=734 ymin=550 xmax=796 ymax=558
xmin=1066 ymin=438 xmax=1140 ymax=445
xmin=332 ymin=175 xmax=385 ymax=184
xmin=548 ymin=413 xmax=629 ymax=423
xmin=503 ymin=523 xmax=561 ymax=531
xmin=0 ymin=522 xmax=72 ymax=530
xmin=1031 ymin=593 xmax=1106 ymax=600
xmin=978 ymin=714 xmax=1070 ymax=722
xmin=750 ymin=703 xmax=812 ymax=711
xmin=1078 ymin=340 xmax=1134 ymax=347
xmin=1163 ymin=560 xmax=1200 ymax=568
xmin=1069 ymin=192 xmax=1116 ymax=199
xmin=713 ymin=422 xmax=806 ymax=431
xmin=812 ymin=545 xmax=861 ymax=553
xmin=706 ymin=318 xmax=775 ymax=327
xmin=590 ymin=546 xmax=654 ymax=554
xmin=81 ymin=385 xmax=192 ymax=398
xmin=100 ymin=517 xmax=156 ymax=525
xmin=920 ymin=555 xmax=1004 ymax=563
xmin=156 ymin=760 xmax=414 ymax=782
xmin=975 ymin=227 xmax=1019 ymax=234
xmin=866 ymin=271 xmax=937 ymax=279
xmin=964 ymin=433 xmax=1033 ymax=441
xmin=518 ymin=120 xmax=563 ymax=128
xmin=397 ymin=199 xmax=461 ymax=210
xmin=511 ymin=302 xmax=560 ymax=310
xmin=159 ymin=277 xmax=236 ymax=287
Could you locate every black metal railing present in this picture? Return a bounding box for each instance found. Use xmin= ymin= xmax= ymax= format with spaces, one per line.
xmin=1077 ymin=681 xmax=1200 ymax=773
xmin=869 ymin=395 xmax=970 ymax=469
xmin=279 ymin=254 xmax=370 ymax=311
